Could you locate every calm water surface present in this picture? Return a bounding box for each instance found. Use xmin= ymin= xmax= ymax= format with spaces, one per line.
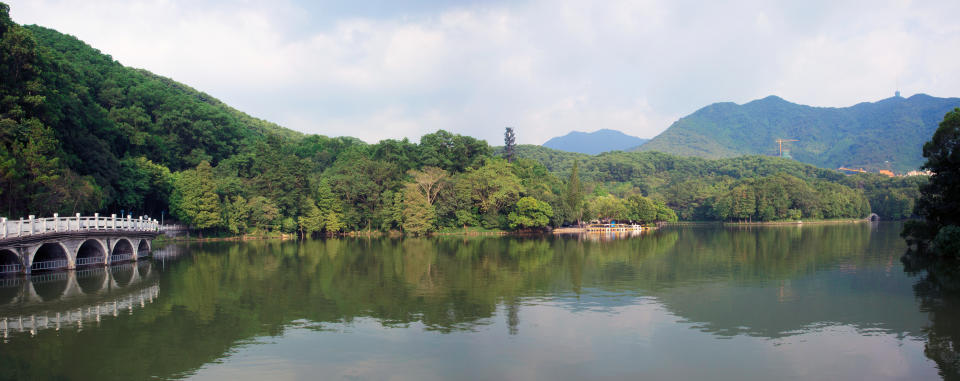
xmin=1 ymin=223 xmax=956 ymax=380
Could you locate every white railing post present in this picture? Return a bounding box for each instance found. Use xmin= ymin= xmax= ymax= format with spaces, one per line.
xmin=17 ymin=218 xmax=22 ymax=238
xmin=111 ymin=214 xmax=116 ymax=230
xmin=1 ymin=217 xmax=6 ymax=239
xmin=53 ymin=213 xmax=59 ymax=232
xmin=28 ymin=215 xmax=35 ymax=235
xmin=94 ymin=213 xmax=99 ymax=230
xmin=75 ymin=213 xmax=81 ymax=231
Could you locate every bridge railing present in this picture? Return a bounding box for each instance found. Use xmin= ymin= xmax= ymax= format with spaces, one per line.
xmin=31 ymin=259 xmax=68 ymax=271
xmin=110 ymin=254 xmax=133 ymax=263
xmin=0 ymin=214 xmax=159 ymax=240
xmin=0 ymin=263 xmax=22 ymax=274
xmin=75 ymin=257 xmax=104 ymax=266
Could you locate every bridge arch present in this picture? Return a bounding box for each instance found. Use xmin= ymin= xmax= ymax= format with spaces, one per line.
xmin=111 ymin=238 xmax=134 ymax=263
xmin=30 ymin=242 xmax=69 ymax=272
xmin=868 ymin=213 xmax=880 ymax=221
xmin=137 ymin=239 xmax=151 ymax=257
xmin=76 ymin=239 xmax=106 ymax=267
xmin=0 ymin=248 xmax=21 ymax=274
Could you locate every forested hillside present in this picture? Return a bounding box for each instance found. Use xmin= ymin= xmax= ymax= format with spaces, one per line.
xmin=637 ymin=94 xmax=960 ymax=173
xmin=0 ymin=3 xmax=298 ymax=217
xmin=0 ymin=2 xmax=922 ymax=235
xmin=541 ymin=129 xmax=649 ymax=155
xmin=512 ymin=145 xmax=923 ymax=221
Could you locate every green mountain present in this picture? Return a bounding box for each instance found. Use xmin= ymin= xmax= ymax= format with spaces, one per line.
xmin=636 ymin=94 xmax=960 ymax=173
xmin=541 ymin=129 xmax=649 ymax=155
xmin=0 ymin=3 xmax=300 ymax=215
xmin=511 ymin=144 xmax=922 ymax=221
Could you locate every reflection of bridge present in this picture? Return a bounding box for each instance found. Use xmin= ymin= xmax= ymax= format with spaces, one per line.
xmin=0 ymin=261 xmax=159 ymax=338
xmin=150 ymin=244 xmax=187 ymax=260
xmin=0 ymin=214 xmax=159 ymax=274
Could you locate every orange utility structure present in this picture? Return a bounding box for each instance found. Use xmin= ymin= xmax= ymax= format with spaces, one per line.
xmin=776 ymin=139 xmax=798 ymax=157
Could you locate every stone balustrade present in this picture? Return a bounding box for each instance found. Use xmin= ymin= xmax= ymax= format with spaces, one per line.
xmin=0 ymin=214 xmax=159 ymax=240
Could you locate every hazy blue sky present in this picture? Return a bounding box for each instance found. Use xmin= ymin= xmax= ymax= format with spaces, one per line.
xmin=8 ymin=0 xmax=960 ymax=144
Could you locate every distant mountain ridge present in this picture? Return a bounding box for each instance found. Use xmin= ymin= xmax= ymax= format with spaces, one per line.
xmin=635 ymin=94 xmax=960 ymax=172
xmin=542 ymin=129 xmax=649 ymax=155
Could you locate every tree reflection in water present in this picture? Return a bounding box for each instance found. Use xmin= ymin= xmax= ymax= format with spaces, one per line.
xmin=904 ymin=252 xmax=960 ymax=380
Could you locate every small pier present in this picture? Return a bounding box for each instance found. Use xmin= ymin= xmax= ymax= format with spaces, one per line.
xmin=554 ymin=222 xmax=653 ymax=234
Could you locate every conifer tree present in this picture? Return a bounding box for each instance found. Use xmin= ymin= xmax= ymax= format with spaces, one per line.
xmin=504 ymin=127 xmax=516 ymax=163
xmin=564 ymin=162 xmax=584 ymax=225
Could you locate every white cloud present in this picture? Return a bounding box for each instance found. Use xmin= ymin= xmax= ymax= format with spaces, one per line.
xmin=7 ymin=0 xmax=960 ymax=145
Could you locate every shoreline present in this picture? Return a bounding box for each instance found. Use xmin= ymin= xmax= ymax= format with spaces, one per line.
xmin=665 ymin=218 xmax=878 ymax=227
xmin=159 ymin=218 xmax=888 ymax=242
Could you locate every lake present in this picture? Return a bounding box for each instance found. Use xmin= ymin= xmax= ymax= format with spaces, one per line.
xmin=0 ymin=222 xmax=955 ymax=380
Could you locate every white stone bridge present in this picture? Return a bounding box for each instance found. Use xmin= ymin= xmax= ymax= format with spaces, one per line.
xmin=0 ymin=214 xmax=159 ymax=275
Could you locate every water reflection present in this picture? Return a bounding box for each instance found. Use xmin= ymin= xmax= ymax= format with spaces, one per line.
xmin=0 ymin=223 xmax=950 ymax=380
xmin=0 ymin=261 xmax=159 ymax=339
xmin=903 ymin=249 xmax=960 ymax=380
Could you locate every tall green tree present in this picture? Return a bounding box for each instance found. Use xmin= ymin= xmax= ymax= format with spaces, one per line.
xmin=248 ymin=196 xmax=279 ymax=232
xmin=654 ymin=200 xmax=679 ymax=222
xmin=625 ymin=194 xmax=657 ymax=223
xmin=418 ymin=130 xmax=490 ymax=173
xmin=408 ymin=167 xmax=448 ymax=206
xmin=589 ymin=195 xmax=627 ymax=221
xmin=115 ymin=156 xmax=172 ymax=215
xmin=169 ymin=161 xmax=221 ymax=235
xmin=325 ymin=150 xmax=398 ymax=230
xmin=402 ymin=183 xmax=436 ymax=235
xmin=315 ymin=177 xmax=344 ymax=234
xmin=563 ymin=161 xmax=584 ymax=225
xmin=224 ymin=195 xmax=250 ymax=235
xmin=508 ymin=196 xmax=553 ymax=229
xmin=730 ymin=185 xmax=756 ymax=222
xmin=297 ymin=200 xmax=324 ymax=237
xmin=904 ymin=108 xmax=960 ymax=256
xmin=458 ymin=158 xmax=523 ymax=215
